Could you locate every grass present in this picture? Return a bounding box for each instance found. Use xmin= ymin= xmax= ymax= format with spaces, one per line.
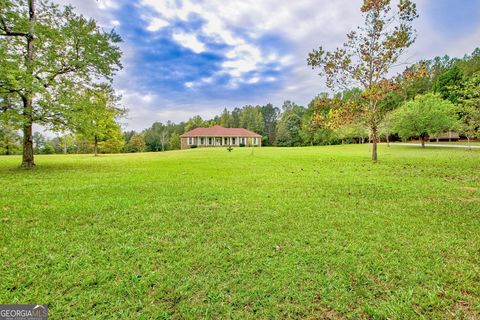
xmin=0 ymin=145 xmax=479 ymax=319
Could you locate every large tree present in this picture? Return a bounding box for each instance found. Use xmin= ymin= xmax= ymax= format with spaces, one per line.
xmin=308 ymin=0 xmax=418 ymax=161
xmin=390 ymin=93 xmax=457 ymax=147
xmin=239 ymin=105 xmax=264 ymax=134
xmin=71 ymin=85 xmax=125 ymax=156
xmin=275 ymin=101 xmax=305 ymax=147
xmin=0 ymin=125 xmax=20 ymax=155
xmin=185 ymin=115 xmax=206 ymax=132
xmin=0 ymin=0 xmax=122 ymax=166
xmin=260 ymin=103 xmax=280 ymax=145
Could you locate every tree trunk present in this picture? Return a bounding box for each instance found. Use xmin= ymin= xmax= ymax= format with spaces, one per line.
xmin=371 ymin=125 xmax=378 ymax=161
xmin=21 ymin=97 xmax=35 ymax=167
xmin=467 ymin=136 xmax=471 ymax=149
xmin=371 ymin=136 xmax=378 ymax=161
xmin=94 ymin=135 xmax=98 ymax=156
xmin=421 ymin=137 xmax=425 ymax=148
xmin=386 ymin=134 xmax=390 ymax=147
xmin=21 ymin=0 xmax=36 ymax=168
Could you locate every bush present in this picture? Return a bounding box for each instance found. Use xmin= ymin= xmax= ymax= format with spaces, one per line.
xmin=42 ymin=142 xmax=56 ymax=154
xmin=190 ymin=145 xmax=198 ymax=149
xmin=239 ymin=143 xmax=245 ymax=147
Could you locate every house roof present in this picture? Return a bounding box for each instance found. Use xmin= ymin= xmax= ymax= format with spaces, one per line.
xmin=181 ymin=125 xmax=262 ymax=138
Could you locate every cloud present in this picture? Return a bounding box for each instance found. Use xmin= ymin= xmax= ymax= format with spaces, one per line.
xmin=146 ymin=17 xmax=169 ymax=32
xmin=172 ymin=32 xmax=206 ymax=53
xmin=140 ymin=0 xmax=294 ymax=87
xmin=50 ymin=0 xmax=480 ymax=133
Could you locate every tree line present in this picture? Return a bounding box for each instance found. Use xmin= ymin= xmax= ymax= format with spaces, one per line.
xmin=2 ymin=46 xmax=479 ymax=156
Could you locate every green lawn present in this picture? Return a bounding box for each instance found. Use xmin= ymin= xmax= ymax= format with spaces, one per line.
xmin=1 ymin=145 xmax=479 ymax=319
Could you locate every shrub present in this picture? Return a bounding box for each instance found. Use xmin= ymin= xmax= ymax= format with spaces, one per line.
xmin=239 ymin=143 xmax=245 ymax=147
xmin=190 ymin=145 xmax=198 ymax=149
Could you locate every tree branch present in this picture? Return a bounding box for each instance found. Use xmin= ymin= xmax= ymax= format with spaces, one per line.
xmin=0 ymin=17 xmax=28 ymax=37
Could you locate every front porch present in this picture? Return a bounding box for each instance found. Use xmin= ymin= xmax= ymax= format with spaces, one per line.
xmin=182 ymin=136 xmax=260 ymax=148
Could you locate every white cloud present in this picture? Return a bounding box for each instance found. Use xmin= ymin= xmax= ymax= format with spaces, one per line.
xmin=172 ymin=32 xmax=206 ymax=53
xmin=246 ymin=77 xmax=260 ymax=84
xmin=146 ymin=17 xmax=169 ymax=32
xmin=97 ymin=0 xmax=118 ymax=10
xmin=139 ymin=0 xmax=299 ymax=86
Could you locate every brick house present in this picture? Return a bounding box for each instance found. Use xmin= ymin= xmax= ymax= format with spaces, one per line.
xmin=180 ymin=125 xmax=262 ymax=149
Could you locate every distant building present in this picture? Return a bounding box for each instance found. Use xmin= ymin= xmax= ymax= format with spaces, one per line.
xmin=429 ymin=131 xmax=460 ymax=142
xmin=180 ymin=125 xmax=262 ymax=149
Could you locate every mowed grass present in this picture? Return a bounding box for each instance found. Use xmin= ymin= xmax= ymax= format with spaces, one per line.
xmin=0 ymin=145 xmax=479 ymax=319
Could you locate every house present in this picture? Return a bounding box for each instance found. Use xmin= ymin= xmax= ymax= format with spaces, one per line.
xmin=180 ymin=125 xmax=262 ymax=149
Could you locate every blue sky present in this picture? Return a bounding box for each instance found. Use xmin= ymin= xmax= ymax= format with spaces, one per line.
xmin=55 ymin=0 xmax=480 ymax=131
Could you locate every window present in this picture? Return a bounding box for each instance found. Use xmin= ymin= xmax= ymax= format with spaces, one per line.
xmin=200 ymin=137 xmax=205 ymax=145
xmin=208 ymin=137 xmax=213 ymax=145
xmin=232 ymin=138 xmax=236 ymax=144
xmin=253 ymin=138 xmax=257 ymax=145
xmin=188 ymin=137 xmax=193 ymax=145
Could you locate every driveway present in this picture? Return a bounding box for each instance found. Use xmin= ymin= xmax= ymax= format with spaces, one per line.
xmin=386 ymin=143 xmax=480 ymax=149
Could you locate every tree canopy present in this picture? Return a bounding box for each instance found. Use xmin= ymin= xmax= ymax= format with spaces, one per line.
xmin=390 ymin=93 xmax=457 ymax=146
xmin=0 ymin=0 xmax=122 ymax=166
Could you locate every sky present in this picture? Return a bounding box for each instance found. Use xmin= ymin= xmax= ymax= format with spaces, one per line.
xmin=54 ymin=0 xmax=480 ymax=131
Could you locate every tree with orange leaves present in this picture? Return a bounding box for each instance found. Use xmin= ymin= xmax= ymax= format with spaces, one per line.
xmin=308 ymin=0 xmax=418 ymax=161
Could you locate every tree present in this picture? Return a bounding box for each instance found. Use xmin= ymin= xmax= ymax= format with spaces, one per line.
xmin=390 ymin=93 xmax=457 ymax=147
xmin=260 ymin=103 xmax=280 ymax=145
xmin=57 ymin=134 xmax=76 ymax=154
xmin=379 ymin=112 xmax=395 ymax=146
xmin=42 ymin=142 xmax=55 ymax=154
xmin=230 ymin=108 xmax=241 ymax=127
xmin=98 ymin=134 xmax=124 ymax=154
xmin=455 ymin=71 xmax=480 ymax=146
xmin=275 ymin=102 xmax=305 ymax=146
xmin=168 ymin=132 xmax=181 ymax=150
xmin=0 ymin=125 xmax=20 ymax=155
xmin=125 ymin=134 xmax=145 ymax=153
xmin=0 ymin=0 xmax=122 ymax=166
xmin=71 ymin=86 xmax=125 ymax=156
xmin=144 ymin=122 xmax=166 ymax=151
xmin=219 ymin=108 xmax=232 ymax=127
xmin=185 ymin=115 xmax=206 ymax=132
xmin=32 ymin=132 xmax=45 ymax=154
xmin=308 ymin=0 xmax=418 ymax=161
xmin=239 ymin=105 xmax=264 ymax=134
xmin=433 ymin=64 xmax=463 ymax=103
